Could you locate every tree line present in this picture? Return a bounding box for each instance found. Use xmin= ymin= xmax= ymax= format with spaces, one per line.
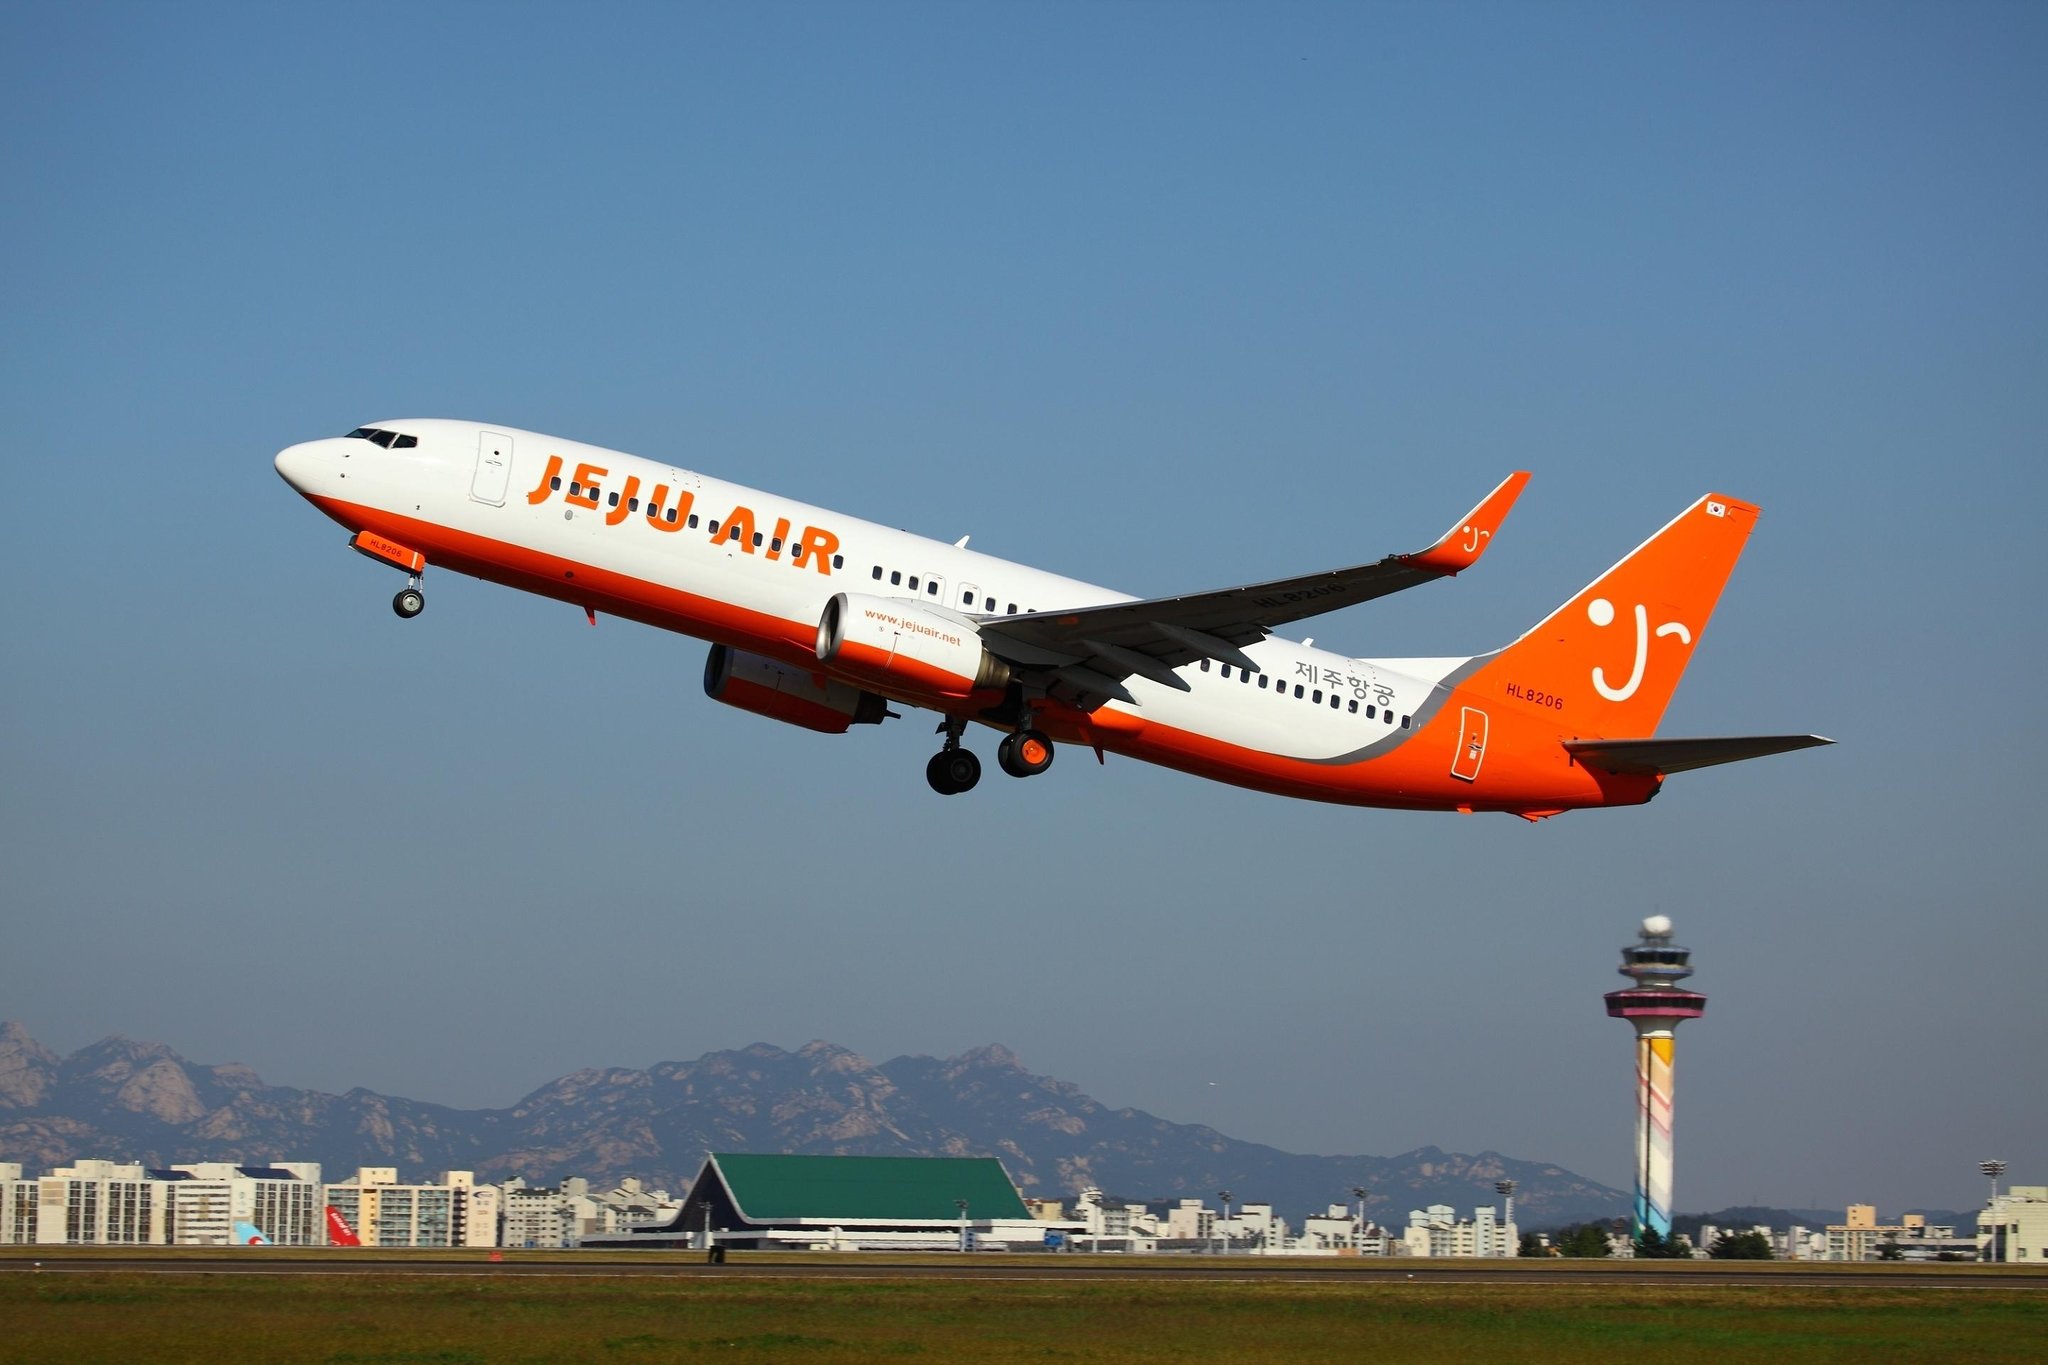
xmin=1522 ymin=1224 xmax=1772 ymax=1259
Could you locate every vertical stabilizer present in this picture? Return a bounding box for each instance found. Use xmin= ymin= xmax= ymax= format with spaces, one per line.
xmin=325 ymin=1204 xmax=362 ymax=1247
xmin=1467 ymin=494 xmax=1758 ymax=737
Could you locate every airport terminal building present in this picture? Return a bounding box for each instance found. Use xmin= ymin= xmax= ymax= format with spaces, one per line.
xmin=588 ymin=1153 xmax=1076 ymax=1252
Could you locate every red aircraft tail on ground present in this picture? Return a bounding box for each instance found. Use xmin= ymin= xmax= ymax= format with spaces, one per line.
xmin=325 ymin=1204 xmax=362 ymax=1247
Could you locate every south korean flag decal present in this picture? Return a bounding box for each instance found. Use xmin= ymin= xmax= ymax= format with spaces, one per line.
xmin=1706 ymin=500 xmax=1727 ymax=518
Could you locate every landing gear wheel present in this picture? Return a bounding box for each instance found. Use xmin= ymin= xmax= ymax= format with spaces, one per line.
xmin=997 ymin=729 xmax=1056 ymax=778
xmin=926 ymin=748 xmax=982 ymax=795
xmin=392 ymin=587 xmax=425 ymax=619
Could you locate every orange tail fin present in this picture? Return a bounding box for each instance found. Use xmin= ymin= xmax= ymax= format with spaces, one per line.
xmin=1467 ymin=494 xmax=1759 ymax=737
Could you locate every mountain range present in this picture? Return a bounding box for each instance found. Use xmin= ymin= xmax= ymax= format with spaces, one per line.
xmin=0 ymin=1021 xmax=1628 ymax=1224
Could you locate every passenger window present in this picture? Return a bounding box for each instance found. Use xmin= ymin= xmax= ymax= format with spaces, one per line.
xmin=1220 ymin=665 xmax=1232 ymax=679
xmin=926 ymin=580 xmax=938 ymax=596
xmin=629 ymin=498 xmax=640 ymax=512
xmin=569 ymin=482 xmax=582 ymax=497
xmin=1200 ymin=659 xmax=1211 ymax=672
xmin=1366 ymin=705 xmax=1376 ymax=719
xmin=873 ymin=566 xmax=884 ymax=580
xmin=1312 ymin=689 xmax=1323 ymax=704
xmin=1259 ymin=675 xmax=1269 ymax=689
xmin=771 ymin=537 xmax=782 ymax=552
xmin=607 ymin=492 xmax=620 ymax=507
xmin=1293 ymin=684 xmax=1304 ymax=699
xmin=1007 ymin=604 xmax=1017 ymax=614
xmin=550 ymin=476 xmax=562 ymax=491
xmin=1384 ymin=710 xmax=1395 ymax=725
xmin=752 ymin=532 xmax=763 ymax=547
xmin=984 ymin=596 xmax=995 ymax=610
xmin=962 ymin=589 xmax=974 ymax=604
xmin=708 ymin=520 xmax=720 ymax=535
xmin=832 ymin=554 xmax=844 ymax=569
xmin=1347 ymin=699 xmax=1358 ymax=713
xmin=1401 ymin=715 xmax=1412 ymax=729
xmin=1330 ymin=695 xmax=1341 ymax=709
xmin=890 ymin=571 xmax=902 ymax=586
xmin=688 ymin=514 xmax=700 ymax=529
xmin=908 ymin=576 xmax=920 ymax=590
xmin=666 ymin=508 xmax=678 ymax=523
xmin=1242 ymin=670 xmax=1251 ymax=683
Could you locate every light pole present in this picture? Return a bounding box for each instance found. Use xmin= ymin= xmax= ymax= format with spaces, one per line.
xmin=1979 ymin=1162 xmax=2007 ymax=1263
xmin=1494 ymin=1180 xmax=1518 ymax=1256
xmin=1217 ymin=1190 xmax=1233 ymax=1257
xmin=955 ymin=1199 xmax=969 ymax=1253
xmin=1351 ymin=1186 xmax=1370 ymax=1255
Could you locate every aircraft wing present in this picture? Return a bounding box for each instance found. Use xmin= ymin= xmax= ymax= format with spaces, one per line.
xmin=1564 ymin=734 xmax=1835 ymax=775
xmin=975 ymin=472 xmax=1529 ymax=704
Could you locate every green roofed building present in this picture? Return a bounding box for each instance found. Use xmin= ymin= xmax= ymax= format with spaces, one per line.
xmin=591 ymin=1153 xmax=1077 ymax=1252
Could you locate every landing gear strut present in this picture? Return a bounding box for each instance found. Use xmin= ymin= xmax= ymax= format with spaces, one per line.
xmin=997 ymin=728 xmax=1056 ymax=779
xmin=926 ymin=717 xmax=981 ymax=795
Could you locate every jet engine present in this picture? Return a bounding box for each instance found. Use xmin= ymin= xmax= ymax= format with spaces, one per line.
xmin=703 ymin=644 xmax=888 ymax=734
xmin=815 ymin=592 xmax=1011 ymax=700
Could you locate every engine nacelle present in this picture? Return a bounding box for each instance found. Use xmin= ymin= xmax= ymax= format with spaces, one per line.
xmin=815 ymin=593 xmax=1011 ymax=701
xmin=703 ymin=644 xmax=888 ymax=735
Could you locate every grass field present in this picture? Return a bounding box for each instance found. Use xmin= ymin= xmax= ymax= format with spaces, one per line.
xmin=2 ymin=1263 xmax=2044 ymax=1365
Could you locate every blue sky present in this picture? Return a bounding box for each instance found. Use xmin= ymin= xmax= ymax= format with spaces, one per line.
xmin=2 ymin=1 xmax=2042 ymax=1216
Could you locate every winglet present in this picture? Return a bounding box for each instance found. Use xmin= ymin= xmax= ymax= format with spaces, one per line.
xmin=1405 ymin=471 xmax=1531 ymax=574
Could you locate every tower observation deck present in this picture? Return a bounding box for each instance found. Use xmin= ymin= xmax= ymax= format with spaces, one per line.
xmin=1604 ymin=915 xmax=1706 ymax=1244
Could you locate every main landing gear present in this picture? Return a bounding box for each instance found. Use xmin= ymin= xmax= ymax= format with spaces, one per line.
xmin=926 ymin=718 xmax=1055 ymax=795
xmin=926 ymin=747 xmax=981 ymax=796
xmin=997 ymin=729 xmax=1056 ymax=779
xmin=926 ymin=717 xmax=981 ymax=795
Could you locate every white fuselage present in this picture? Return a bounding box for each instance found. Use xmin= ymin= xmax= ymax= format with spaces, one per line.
xmin=275 ymin=419 xmax=1459 ymax=776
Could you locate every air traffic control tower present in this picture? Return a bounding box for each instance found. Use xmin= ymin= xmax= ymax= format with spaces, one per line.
xmin=1604 ymin=916 xmax=1706 ymax=1244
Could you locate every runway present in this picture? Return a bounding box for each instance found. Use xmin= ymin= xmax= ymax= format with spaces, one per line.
xmin=6 ymin=1253 xmax=2044 ymax=1290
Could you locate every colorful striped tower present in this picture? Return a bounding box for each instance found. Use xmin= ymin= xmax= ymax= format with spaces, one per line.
xmin=1604 ymin=916 xmax=1706 ymax=1243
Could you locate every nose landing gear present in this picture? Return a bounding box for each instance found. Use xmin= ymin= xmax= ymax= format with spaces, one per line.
xmin=350 ymin=533 xmax=430 ymax=621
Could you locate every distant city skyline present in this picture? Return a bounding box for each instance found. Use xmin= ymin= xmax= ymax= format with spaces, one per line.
xmin=0 ymin=1017 xmax=2016 ymax=1227
xmin=2 ymin=2 xmax=2042 ymax=1217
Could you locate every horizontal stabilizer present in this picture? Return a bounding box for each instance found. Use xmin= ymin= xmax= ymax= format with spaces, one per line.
xmin=1564 ymin=734 xmax=1834 ymax=776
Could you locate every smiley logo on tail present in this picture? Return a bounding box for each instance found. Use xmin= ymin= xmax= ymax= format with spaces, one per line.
xmin=1587 ymin=598 xmax=1692 ymax=702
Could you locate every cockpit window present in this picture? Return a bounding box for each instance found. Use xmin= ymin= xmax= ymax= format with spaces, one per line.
xmin=345 ymin=427 xmax=418 ymax=449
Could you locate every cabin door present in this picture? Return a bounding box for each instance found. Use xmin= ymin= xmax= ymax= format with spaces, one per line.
xmin=471 ymin=430 xmax=514 ymax=506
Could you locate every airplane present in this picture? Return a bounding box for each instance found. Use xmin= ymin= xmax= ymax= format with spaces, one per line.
xmin=232 ymin=1219 xmax=271 ymax=1246
xmin=273 ymin=420 xmax=1829 ymax=818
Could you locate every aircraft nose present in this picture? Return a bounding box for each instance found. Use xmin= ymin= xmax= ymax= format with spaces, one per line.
xmin=274 ymin=440 xmax=321 ymax=493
